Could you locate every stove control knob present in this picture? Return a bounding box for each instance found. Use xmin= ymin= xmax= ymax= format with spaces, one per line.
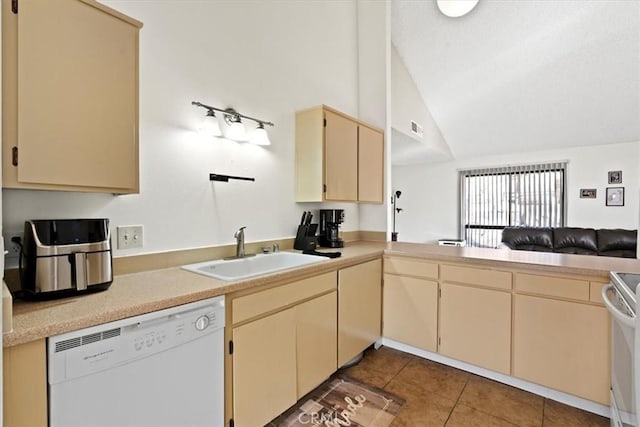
xmin=195 ymin=315 xmax=210 ymax=331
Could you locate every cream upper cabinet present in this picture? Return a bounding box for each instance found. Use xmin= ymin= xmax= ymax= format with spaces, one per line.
xmin=325 ymin=110 xmax=358 ymax=201
xmin=2 ymin=0 xmax=142 ymax=193
xmin=357 ymin=124 xmax=384 ymax=203
xmin=295 ymin=105 xmax=384 ymax=203
xmin=338 ymin=259 xmax=382 ymax=366
xmin=513 ymin=294 xmax=610 ymax=405
xmin=439 ymin=282 xmax=512 ymax=374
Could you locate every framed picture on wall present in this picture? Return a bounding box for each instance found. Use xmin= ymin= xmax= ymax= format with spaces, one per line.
xmin=606 ymin=187 xmax=624 ymax=206
xmin=608 ymin=170 xmax=622 ymax=184
xmin=580 ymin=188 xmax=597 ymax=199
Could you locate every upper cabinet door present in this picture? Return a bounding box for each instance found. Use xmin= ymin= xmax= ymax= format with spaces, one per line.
xmin=358 ymin=125 xmax=384 ymax=203
xmin=4 ymin=0 xmax=142 ymax=193
xmin=294 ymin=105 xmax=384 ymax=203
xmin=324 ymin=110 xmax=358 ymax=201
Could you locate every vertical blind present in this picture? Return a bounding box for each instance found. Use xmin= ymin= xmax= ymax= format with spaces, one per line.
xmin=459 ymin=162 xmax=566 ymax=248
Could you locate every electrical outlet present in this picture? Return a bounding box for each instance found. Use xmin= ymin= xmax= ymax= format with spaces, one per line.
xmin=117 ymin=225 xmax=143 ymax=250
xmin=5 ymin=232 xmax=24 ymax=259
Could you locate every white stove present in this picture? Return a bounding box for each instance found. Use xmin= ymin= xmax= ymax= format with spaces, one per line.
xmin=605 ymin=272 xmax=640 ymax=426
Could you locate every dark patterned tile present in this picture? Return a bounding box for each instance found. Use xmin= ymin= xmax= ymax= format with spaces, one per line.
xmin=341 ymin=346 xmax=413 ymax=388
xmin=446 ymin=404 xmax=518 ymax=427
xmin=385 ymin=376 xmax=456 ymax=427
xmin=391 ymin=357 xmax=470 ymax=401
xmin=543 ymin=399 xmax=609 ymax=427
xmin=458 ymin=376 xmax=543 ymax=427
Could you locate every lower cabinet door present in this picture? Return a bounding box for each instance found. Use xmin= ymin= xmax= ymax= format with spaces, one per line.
xmin=296 ymin=292 xmax=338 ymax=398
xmin=513 ymin=294 xmax=610 ymax=404
xmin=439 ymin=282 xmax=511 ymax=374
xmin=338 ymin=259 xmax=382 ymax=366
xmin=4 ymin=339 xmax=48 ymax=427
xmin=232 ymin=308 xmax=297 ymax=427
xmin=383 ymin=274 xmax=438 ymax=352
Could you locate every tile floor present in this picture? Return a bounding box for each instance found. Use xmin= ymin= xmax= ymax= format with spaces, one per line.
xmin=339 ymin=346 xmax=609 ymax=427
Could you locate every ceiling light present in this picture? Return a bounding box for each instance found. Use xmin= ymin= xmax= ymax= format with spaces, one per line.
xmin=437 ymin=0 xmax=479 ymax=18
xmin=191 ymin=101 xmax=274 ymax=143
xmin=199 ymin=109 xmax=222 ymax=137
xmin=250 ymin=123 xmax=271 ymax=146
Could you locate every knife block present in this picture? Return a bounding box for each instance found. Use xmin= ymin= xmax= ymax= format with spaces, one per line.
xmin=294 ymin=224 xmax=317 ymax=250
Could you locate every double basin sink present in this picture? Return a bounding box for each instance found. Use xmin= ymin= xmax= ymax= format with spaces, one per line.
xmin=182 ymin=252 xmax=329 ymax=281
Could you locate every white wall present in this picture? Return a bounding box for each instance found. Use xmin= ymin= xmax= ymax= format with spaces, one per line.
xmin=3 ymin=1 xmax=381 ymax=257
xmin=390 ymin=45 xmax=451 ymax=165
xmin=357 ymin=0 xmax=390 ymax=233
xmin=392 ymin=141 xmax=640 ymax=244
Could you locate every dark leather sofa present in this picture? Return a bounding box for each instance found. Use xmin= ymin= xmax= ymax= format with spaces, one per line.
xmin=501 ymin=227 xmax=637 ymax=258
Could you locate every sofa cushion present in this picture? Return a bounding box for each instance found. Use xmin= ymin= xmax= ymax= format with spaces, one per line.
xmin=553 ymin=227 xmax=598 ymax=255
xmin=597 ymin=229 xmax=637 ymax=258
xmin=501 ymin=227 xmax=553 ymax=252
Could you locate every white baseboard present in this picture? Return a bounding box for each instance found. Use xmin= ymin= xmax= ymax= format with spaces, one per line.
xmin=381 ymin=338 xmax=612 ymax=419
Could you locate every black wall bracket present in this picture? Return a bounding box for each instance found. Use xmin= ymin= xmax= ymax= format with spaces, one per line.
xmin=209 ymin=173 xmax=255 ymax=183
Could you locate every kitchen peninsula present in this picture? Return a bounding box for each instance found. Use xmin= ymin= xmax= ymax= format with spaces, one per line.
xmin=5 ymin=241 xmax=639 ymax=426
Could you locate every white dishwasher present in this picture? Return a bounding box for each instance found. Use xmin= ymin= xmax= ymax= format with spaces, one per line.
xmin=48 ymin=296 xmax=225 ymax=427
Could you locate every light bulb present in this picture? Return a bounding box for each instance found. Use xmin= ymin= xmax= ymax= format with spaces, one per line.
xmin=250 ymin=123 xmax=271 ymax=146
xmin=225 ymin=116 xmax=248 ymax=141
xmin=199 ymin=110 xmax=222 ymax=137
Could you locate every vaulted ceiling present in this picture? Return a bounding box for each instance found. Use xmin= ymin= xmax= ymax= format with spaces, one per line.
xmin=391 ymin=0 xmax=640 ymax=160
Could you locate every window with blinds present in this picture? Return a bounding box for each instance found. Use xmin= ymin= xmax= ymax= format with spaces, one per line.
xmin=459 ymin=162 xmax=566 ymax=248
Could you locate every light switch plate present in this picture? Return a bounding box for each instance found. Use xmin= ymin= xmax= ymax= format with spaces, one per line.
xmin=117 ymin=225 xmax=143 ymax=249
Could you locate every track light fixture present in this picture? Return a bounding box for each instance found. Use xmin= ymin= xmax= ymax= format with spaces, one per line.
xmin=192 ymin=101 xmax=274 ymax=145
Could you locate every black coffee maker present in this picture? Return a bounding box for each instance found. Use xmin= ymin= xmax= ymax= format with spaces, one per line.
xmin=318 ymin=209 xmax=344 ymax=248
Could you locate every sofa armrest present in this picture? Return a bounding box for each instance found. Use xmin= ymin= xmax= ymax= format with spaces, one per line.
xmin=597 ymin=229 xmax=637 ymax=258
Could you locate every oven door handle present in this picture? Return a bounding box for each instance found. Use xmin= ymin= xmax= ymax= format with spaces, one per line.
xmin=602 ymin=284 xmax=635 ymax=327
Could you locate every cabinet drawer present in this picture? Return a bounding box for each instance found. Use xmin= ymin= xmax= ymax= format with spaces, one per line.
xmin=515 ymin=273 xmax=589 ymax=301
xmin=441 ymin=264 xmax=511 ymax=290
xmin=384 ymin=257 xmax=438 ymax=279
xmin=590 ymin=282 xmax=608 ymax=305
xmin=232 ymin=272 xmax=336 ymax=324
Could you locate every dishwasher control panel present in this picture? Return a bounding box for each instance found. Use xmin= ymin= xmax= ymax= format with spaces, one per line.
xmin=48 ymin=296 xmax=225 ymax=385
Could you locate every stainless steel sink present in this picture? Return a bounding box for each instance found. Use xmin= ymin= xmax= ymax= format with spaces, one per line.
xmin=181 ymin=252 xmax=329 ymax=281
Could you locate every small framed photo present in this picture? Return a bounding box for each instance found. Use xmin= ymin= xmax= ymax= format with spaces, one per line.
xmin=580 ymin=188 xmax=597 ymax=199
xmin=606 ymin=187 xmax=624 ymax=206
xmin=608 ymin=170 xmax=622 ymax=184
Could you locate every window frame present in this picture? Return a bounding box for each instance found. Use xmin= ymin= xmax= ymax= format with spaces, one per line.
xmin=458 ymin=162 xmax=567 ymax=248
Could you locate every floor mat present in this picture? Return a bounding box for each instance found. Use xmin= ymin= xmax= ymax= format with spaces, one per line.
xmin=267 ymin=374 xmax=404 ymax=427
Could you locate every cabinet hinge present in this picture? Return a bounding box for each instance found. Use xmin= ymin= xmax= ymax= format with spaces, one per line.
xmin=229 ymin=418 xmax=234 ymax=427
xmin=438 ymin=336 xmax=441 ymax=346
xmin=438 ymin=288 xmax=441 ymax=298
xmin=229 ymin=340 xmax=234 ymax=355
xmin=323 ymin=184 xmax=327 ymax=193
xmin=323 ymin=118 xmax=327 ymax=127
xmin=11 ymin=147 xmax=18 ymax=166
xmin=11 ymin=0 xmax=17 ymax=14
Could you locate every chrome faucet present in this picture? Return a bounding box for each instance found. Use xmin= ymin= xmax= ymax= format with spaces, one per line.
xmin=234 ymin=227 xmax=246 ymax=258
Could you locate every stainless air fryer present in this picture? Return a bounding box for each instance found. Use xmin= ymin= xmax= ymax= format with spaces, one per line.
xmin=22 ymin=219 xmax=113 ymax=299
